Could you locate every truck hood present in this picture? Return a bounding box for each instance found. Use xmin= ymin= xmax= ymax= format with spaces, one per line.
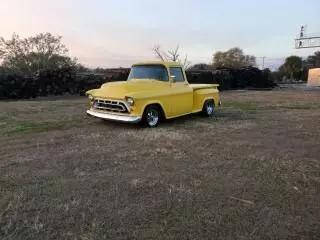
xmin=87 ymin=79 xmax=169 ymax=99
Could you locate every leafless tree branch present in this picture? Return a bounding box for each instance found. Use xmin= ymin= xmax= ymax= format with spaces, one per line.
xmin=152 ymin=44 xmax=191 ymax=69
xmin=167 ymin=45 xmax=180 ymax=61
xmin=152 ymin=45 xmax=166 ymax=61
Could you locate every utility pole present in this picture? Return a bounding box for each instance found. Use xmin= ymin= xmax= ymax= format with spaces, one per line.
xmin=262 ymin=56 xmax=266 ymax=70
xmin=258 ymin=57 xmax=266 ymax=70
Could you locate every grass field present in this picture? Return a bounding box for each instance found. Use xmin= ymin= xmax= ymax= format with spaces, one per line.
xmin=1 ymin=88 xmax=320 ymax=239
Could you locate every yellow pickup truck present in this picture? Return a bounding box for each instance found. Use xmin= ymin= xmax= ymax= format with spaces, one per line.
xmin=86 ymin=61 xmax=220 ymax=127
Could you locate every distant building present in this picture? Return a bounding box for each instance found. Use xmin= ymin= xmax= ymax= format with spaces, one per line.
xmin=307 ymin=68 xmax=320 ymax=87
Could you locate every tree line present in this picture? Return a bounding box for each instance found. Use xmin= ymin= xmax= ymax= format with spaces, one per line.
xmin=1 ymin=32 xmax=315 ymax=99
xmin=275 ymin=53 xmax=320 ymax=82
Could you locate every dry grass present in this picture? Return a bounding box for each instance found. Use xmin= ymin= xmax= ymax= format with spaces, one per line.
xmin=1 ymin=88 xmax=320 ymax=239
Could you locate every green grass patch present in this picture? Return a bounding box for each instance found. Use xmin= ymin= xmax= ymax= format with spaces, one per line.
xmin=0 ymin=176 xmax=19 ymax=194
xmin=278 ymin=103 xmax=320 ymax=110
xmin=0 ymin=98 xmax=88 ymax=137
xmin=2 ymin=121 xmax=65 ymax=135
xmin=223 ymin=101 xmax=320 ymax=112
xmin=1 ymin=118 xmax=86 ymax=136
xmin=29 ymin=177 xmax=67 ymax=198
xmin=222 ymin=101 xmax=259 ymax=113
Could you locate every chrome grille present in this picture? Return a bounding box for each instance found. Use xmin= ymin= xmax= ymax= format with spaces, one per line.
xmin=93 ymin=99 xmax=129 ymax=113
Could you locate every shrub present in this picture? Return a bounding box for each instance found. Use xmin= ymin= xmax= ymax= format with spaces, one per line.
xmin=186 ymin=67 xmax=276 ymax=90
xmin=0 ymin=67 xmax=275 ymax=99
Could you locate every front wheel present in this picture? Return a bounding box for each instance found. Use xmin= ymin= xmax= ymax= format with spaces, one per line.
xmin=202 ymin=100 xmax=215 ymax=117
xmin=142 ymin=106 xmax=160 ymax=127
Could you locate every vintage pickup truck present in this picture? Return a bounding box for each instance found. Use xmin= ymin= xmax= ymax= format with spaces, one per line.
xmin=86 ymin=61 xmax=220 ymax=127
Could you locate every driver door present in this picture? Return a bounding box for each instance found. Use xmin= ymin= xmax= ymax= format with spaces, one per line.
xmin=169 ymin=67 xmax=193 ymax=116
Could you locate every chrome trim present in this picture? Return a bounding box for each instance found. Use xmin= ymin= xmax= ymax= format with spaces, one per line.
xmin=87 ymin=110 xmax=141 ymax=123
xmin=93 ymin=98 xmax=130 ymax=113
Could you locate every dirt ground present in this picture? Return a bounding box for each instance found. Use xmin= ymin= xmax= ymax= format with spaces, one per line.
xmin=1 ymin=87 xmax=320 ymax=240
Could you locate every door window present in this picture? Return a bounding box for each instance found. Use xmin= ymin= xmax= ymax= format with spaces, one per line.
xmin=169 ymin=67 xmax=185 ymax=82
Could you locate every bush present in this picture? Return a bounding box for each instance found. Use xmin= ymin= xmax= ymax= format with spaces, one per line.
xmin=0 ymin=67 xmax=276 ymax=99
xmin=186 ymin=67 xmax=276 ymax=90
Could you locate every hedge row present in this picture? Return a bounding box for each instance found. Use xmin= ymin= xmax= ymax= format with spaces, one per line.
xmin=0 ymin=67 xmax=275 ymax=99
xmin=186 ymin=67 xmax=276 ymax=90
xmin=0 ymin=68 xmax=129 ymax=99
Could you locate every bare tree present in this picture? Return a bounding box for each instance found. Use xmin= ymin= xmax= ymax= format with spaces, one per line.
xmin=153 ymin=45 xmax=166 ymax=61
xmin=152 ymin=45 xmax=191 ymax=69
xmin=167 ymin=45 xmax=180 ymax=61
xmin=181 ymin=54 xmax=191 ymax=70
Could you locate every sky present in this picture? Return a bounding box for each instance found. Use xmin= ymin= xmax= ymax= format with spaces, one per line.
xmin=0 ymin=0 xmax=320 ymax=69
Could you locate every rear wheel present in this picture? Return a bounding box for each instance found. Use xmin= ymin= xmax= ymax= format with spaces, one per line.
xmin=202 ymin=100 xmax=215 ymax=117
xmin=142 ymin=106 xmax=160 ymax=127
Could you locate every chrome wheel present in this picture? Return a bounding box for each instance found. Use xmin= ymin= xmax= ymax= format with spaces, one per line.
xmin=146 ymin=108 xmax=159 ymax=127
xmin=202 ymin=100 xmax=215 ymax=117
xmin=206 ymin=102 xmax=214 ymax=115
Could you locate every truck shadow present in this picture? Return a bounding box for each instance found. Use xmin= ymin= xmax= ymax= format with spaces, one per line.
xmin=92 ymin=109 xmax=246 ymax=129
xmin=162 ymin=113 xmax=208 ymax=126
xmin=97 ymin=119 xmax=142 ymax=129
xmin=93 ymin=115 xmax=200 ymax=129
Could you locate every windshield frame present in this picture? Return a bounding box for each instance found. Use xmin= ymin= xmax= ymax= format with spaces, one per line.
xmin=128 ymin=64 xmax=169 ymax=82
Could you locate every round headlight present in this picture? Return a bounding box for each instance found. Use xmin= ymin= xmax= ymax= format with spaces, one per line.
xmin=126 ymin=97 xmax=134 ymax=106
xmin=88 ymin=95 xmax=94 ymax=102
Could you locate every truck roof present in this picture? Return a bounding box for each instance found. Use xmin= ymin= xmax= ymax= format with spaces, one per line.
xmin=133 ymin=61 xmax=182 ymax=68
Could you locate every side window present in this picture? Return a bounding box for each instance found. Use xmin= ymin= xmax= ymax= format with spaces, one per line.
xmin=169 ymin=67 xmax=185 ymax=82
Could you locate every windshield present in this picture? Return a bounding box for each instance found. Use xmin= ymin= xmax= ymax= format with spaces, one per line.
xmin=128 ymin=65 xmax=169 ymax=81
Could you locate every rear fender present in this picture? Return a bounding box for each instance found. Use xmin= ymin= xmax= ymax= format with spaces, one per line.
xmin=193 ymin=88 xmax=219 ymax=111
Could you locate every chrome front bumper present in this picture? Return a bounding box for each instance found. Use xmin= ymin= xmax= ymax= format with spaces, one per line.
xmin=87 ymin=110 xmax=141 ymax=123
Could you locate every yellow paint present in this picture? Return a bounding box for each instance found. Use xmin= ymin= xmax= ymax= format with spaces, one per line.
xmin=86 ymin=61 xmax=220 ymax=120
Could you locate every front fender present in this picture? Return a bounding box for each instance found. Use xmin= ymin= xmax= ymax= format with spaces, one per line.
xmin=141 ymin=100 xmax=167 ymax=119
xmin=85 ymin=89 xmax=98 ymax=96
xmin=130 ymin=98 xmax=168 ymax=119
